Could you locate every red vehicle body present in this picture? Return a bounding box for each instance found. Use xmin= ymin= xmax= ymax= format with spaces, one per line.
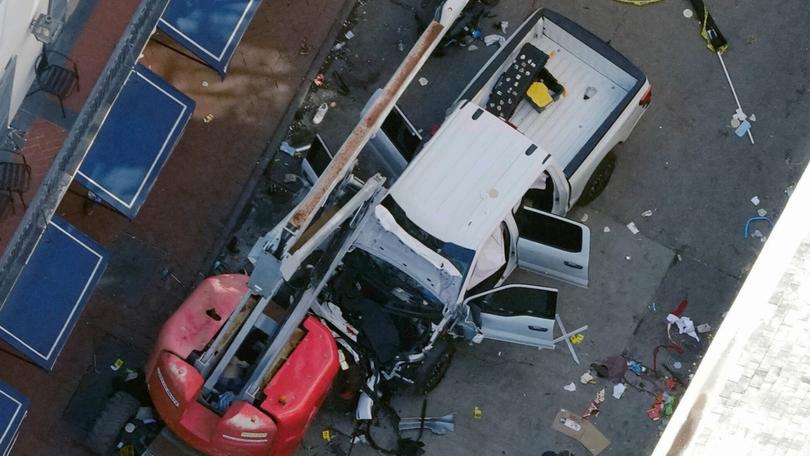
xmin=146 ymin=274 xmax=339 ymax=456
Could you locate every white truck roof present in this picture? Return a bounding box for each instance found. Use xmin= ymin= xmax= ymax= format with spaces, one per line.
xmin=389 ymin=102 xmax=550 ymax=251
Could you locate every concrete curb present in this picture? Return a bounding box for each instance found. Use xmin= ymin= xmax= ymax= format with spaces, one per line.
xmin=196 ymin=0 xmax=359 ymax=281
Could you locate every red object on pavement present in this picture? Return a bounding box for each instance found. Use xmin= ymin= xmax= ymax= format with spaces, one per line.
xmin=671 ymin=299 xmax=688 ymax=317
xmin=147 ymin=275 xmax=339 ymax=456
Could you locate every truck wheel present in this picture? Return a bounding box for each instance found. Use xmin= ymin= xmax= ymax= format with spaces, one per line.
xmin=85 ymin=391 xmax=140 ymax=455
xmin=413 ymin=337 xmax=455 ymax=394
xmin=578 ymin=151 xmax=617 ymax=205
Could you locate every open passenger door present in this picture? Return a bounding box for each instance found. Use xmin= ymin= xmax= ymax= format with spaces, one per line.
xmin=464 ymin=284 xmax=558 ymax=348
xmin=513 ymin=206 xmax=590 ymax=287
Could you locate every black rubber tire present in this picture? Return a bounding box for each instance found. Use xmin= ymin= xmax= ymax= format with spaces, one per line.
xmin=85 ymin=391 xmax=140 ymax=455
xmin=578 ymin=151 xmax=617 ymax=206
xmin=412 ymin=337 xmax=455 ymax=394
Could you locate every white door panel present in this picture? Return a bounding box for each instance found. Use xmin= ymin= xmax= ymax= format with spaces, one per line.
xmin=464 ymin=284 xmax=557 ymax=348
xmin=514 ymin=206 xmax=590 ymax=287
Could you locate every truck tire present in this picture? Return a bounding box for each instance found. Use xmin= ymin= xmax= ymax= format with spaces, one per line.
xmin=578 ymin=151 xmax=617 ymax=205
xmin=412 ymin=337 xmax=455 ymax=394
xmin=85 ymin=391 xmax=140 ymax=455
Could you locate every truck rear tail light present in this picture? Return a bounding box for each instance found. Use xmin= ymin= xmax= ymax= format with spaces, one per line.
xmin=639 ymin=86 xmax=652 ymax=107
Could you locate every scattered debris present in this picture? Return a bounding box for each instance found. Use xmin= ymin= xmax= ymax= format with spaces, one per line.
xmin=750 ymin=113 xmax=757 ymax=122
xmin=664 ymin=377 xmax=678 ymax=391
xmin=418 ymin=77 xmax=429 ymax=87
xmin=397 ymin=40 xmax=405 ymax=52
xmin=626 ymin=222 xmax=639 ymax=234
xmin=627 ymin=360 xmax=648 ymax=375
xmin=313 ymin=73 xmax=326 ymax=87
xmin=683 ymin=8 xmax=693 ymax=18
xmin=484 ymin=34 xmax=506 ymax=47
xmin=757 ymin=208 xmax=767 ymax=217
xmin=666 ymin=313 xmax=700 ymax=342
xmin=580 ymin=213 xmax=589 ymax=222
xmin=473 ymin=406 xmax=482 ymax=419
xmin=744 ymin=216 xmax=772 ymax=239
xmin=612 ymin=383 xmax=627 ymax=399
xmin=641 ymin=210 xmax=653 ymax=217
xmin=203 ymin=113 xmax=214 ymax=123
xmin=298 ymin=39 xmax=311 ymax=55
xmin=570 ymin=333 xmax=585 ymax=345
xmin=594 ymin=389 xmax=605 ymax=404
xmin=321 ymin=429 xmax=332 ymax=442
xmin=564 ymin=382 xmax=577 ymax=392
xmin=345 ymin=30 xmax=355 ymax=40
xmin=735 ymin=119 xmax=752 ymax=137
xmin=580 ymin=371 xmax=595 ymax=384
xmin=625 ymin=256 xmax=631 ymax=261
xmin=584 ymin=86 xmax=598 ymax=100
xmin=750 ymin=195 xmax=760 ymax=206
xmin=110 ymin=358 xmax=124 ymax=371
xmin=497 ymin=21 xmax=509 ymax=33
xmin=603 ymin=226 xmax=611 ymax=233
xmin=786 ymin=184 xmax=795 ymax=197
xmin=468 ymin=44 xmax=479 ymax=52
xmin=312 ymin=103 xmax=329 ymax=125
xmin=552 ymin=409 xmax=611 ymax=456
xmin=332 ymin=41 xmax=345 ymax=51
xmin=201 ymin=80 xmax=209 ymax=87
xmin=673 ymin=361 xmax=683 ymax=369
xmin=582 ymin=402 xmax=599 ymax=419
xmin=697 ymin=323 xmax=712 ymax=333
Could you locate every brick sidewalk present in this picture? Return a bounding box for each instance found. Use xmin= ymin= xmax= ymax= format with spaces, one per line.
xmin=1 ymin=0 xmax=351 ymax=454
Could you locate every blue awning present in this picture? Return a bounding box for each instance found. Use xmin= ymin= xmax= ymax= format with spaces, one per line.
xmin=0 ymin=380 xmax=27 ymax=456
xmin=75 ymin=64 xmax=194 ymax=219
xmin=0 ymin=216 xmax=108 ymax=370
xmin=158 ymin=0 xmax=262 ymax=76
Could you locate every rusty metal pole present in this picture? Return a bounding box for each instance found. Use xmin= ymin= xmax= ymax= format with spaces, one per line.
xmin=280 ymin=0 xmax=470 ymax=253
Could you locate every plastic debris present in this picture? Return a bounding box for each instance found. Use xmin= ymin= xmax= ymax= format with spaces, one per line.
xmin=757 ymin=208 xmax=767 ymax=217
xmin=627 ymin=360 xmax=647 ymax=375
xmin=580 ymin=371 xmax=595 ymax=384
xmin=673 ymin=361 xmax=683 ymax=369
xmin=697 ymin=323 xmax=712 ymax=333
xmin=418 ymin=77 xmax=429 ymax=87
xmin=564 ymin=382 xmax=577 ymax=392
xmin=201 ymin=80 xmax=209 ymax=87
xmin=603 ymin=226 xmax=611 ymax=233
xmin=322 ymin=430 xmax=332 ymax=442
xmin=345 ymin=30 xmax=355 ymax=40
xmin=594 ymin=389 xmax=605 ymax=404
xmin=625 ymin=256 xmax=631 ymax=261
xmin=111 ymin=358 xmax=124 ymax=371
xmin=641 ymin=210 xmax=653 ymax=217
xmin=313 ymin=103 xmax=329 ymax=125
xmin=612 ymin=383 xmax=627 ymax=399
xmin=751 ymin=229 xmax=763 ymax=239
xmin=397 ymin=40 xmax=405 ymax=52
xmin=203 ymin=113 xmax=214 ymax=123
xmin=581 ymin=213 xmax=589 ymax=222
xmin=683 ymin=8 xmax=693 ymax=18
xmin=484 ymin=34 xmax=506 ymax=47
xmin=497 ymin=21 xmax=509 ymax=33
xmin=333 ymin=41 xmax=345 ymax=51
xmin=735 ymin=120 xmax=752 ymax=137
xmin=468 ymin=44 xmax=479 ymax=51
xmin=750 ymin=196 xmax=760 ymax=206
xmin=473 ymin=406 xmax=482 ymax=419
xmin=626 ymin=222 xmax=639 ymax=234
xmin=582 ymin=402 xmax=600 ymax=419
xmin=666 ymin=314 xmax=700 ymax=342
xmin=750 ymin=113 xmax=757 ymax=122
xmin=570 ymin=333 xmax=585 ymax=345
xmin=584 ymin=86 xmax=598 ymax=100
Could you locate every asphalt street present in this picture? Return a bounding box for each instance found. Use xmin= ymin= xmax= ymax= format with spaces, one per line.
xmin=267 ymin=0 xmax=810 ymax=455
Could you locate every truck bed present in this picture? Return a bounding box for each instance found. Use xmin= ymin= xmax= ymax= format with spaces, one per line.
xmin=459 ymin=10 xmax=644 ymax=176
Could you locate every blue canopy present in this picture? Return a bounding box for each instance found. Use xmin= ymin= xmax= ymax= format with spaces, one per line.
xmin=0 ymin=216 xmax=108 ymax=370
xmin=158 ymin=0 xmax=263 ymax=76
xmin=75 ymin=64 xmax=194 ymax=219
xmin=0 ymin=380 xmax=27 ymax=456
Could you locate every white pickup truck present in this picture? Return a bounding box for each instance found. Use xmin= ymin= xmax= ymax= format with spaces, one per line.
xmin=293 ymin=8 xmax=652 ymax=394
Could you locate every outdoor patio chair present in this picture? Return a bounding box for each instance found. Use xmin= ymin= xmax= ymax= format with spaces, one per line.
xmin=28 ymin=49 xmax=80 ymax=117
xmin=0 ymin=150 xmax=32 ymax=212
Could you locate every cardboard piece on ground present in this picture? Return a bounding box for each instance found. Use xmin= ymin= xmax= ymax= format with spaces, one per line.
xmin=551 ymin=409 xmax=610 ymax=455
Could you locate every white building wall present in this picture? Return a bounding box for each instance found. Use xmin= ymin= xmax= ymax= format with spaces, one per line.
xmin=0 ymin=0 xmax=51 ymax=128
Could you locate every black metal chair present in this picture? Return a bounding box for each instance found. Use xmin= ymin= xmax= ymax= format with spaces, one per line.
xmin=0 ymin=149 xmax=32 ymax=213
xmin=27 ymin=49 xmax=80 ymax=117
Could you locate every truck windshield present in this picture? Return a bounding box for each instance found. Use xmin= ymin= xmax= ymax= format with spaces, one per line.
xmin=381 ymin=196 xmax=474 ymax=276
